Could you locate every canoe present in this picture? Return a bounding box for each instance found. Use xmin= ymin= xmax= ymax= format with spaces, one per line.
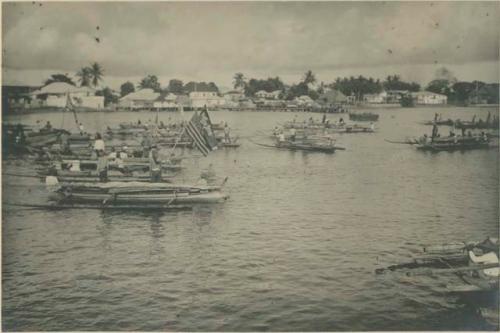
xmin=416 ymin=141 xmax=491 ymax=152
xmin=252 ymin=140 xmax=344 ymax=153
xmin=51 ymin=181 xmax=229 ymax=205
xmin=348 ymin=113 xmax=379 ymax=122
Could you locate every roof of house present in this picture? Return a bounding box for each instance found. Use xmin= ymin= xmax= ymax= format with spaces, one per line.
xmin=120 ymin=88 xmax=160 ymax=101
xmin=30 ymin=82 xmax=95 ymax=95
xmin=411 ymin=91 xmax=447 ymax=97
xmin=225 ymin=90 xmax=245 ymax=95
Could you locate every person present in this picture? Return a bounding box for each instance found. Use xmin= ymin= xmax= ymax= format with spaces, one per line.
xmin=120 ymin=146 xmax=129 ymax=159
xmin=200 ymin=163 xmax=217 ymax=185
xmin=13 ymin=124 xmax=26 ymax=145
xmin=339 ymin=118 xmax=345 ymax=125
xmin=149 ymin=146 xmax=162 ymax=182
xmin=467 ymin=131 xmax=472 ymax=137
xmin=94 ymin=133 xmax=105 ymax=152
xmin=482 ymin=131 xmax=488 ymax=142
xmin=137 ymin=119 xmax=142 ymax=125
xmin=370 ymin=122 xmax=375 ymax=131
xmin=141 ymin=134 xmax=153 ymax=158
xmin=96 ymin=150 xmax=108 ymax=182
xmin=60 ymin=133 xmax=70 ymax=154
xmin=322 ymin=113 xmax=327 ymax=124
xmin=289 ymin=128 xmax=296 ymax=142
xmin=43 ymin=121 xmax=52 ymax=131
xmin=79 ymin=122 xmax=85 ymax=134
xmin=34 ymin=120 xmax=42 ymax=132
xmin=108 ymin=147 xmax=117 ymax=160
xmin=224 ymin=123 xmax=231 ymax=143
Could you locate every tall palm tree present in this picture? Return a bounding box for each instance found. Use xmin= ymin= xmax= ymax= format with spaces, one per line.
xmin=303 ymin=70 xmax=316 ymax=85
xmin=76 ymin=67 xmax=92 ymax=87
xmin=89 ymin=62 xmax=104 ymax=87
xmin=233 ymin=72 xmax=246 ymax=90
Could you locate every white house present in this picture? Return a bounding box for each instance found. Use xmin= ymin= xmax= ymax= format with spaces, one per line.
xmin=255 ymin=90 xmax=282 ymax=99
xmin=153 ymin=93 xmax=178 ymax=110
xmin=294 ymin=95 xmax=314 ymax=106
xmin=119 ymin=88 xmax=160 ymax=110
xmin=363 ymin=91 xmax=388 ymax=104
xmin=30 ymin=82 xmax=104 ymax=109
xmin=189 ymin=91 xmax=225 ymax=109
xmin=411 ymin=91 xmax=448 ymax=105
xmin=224 ymin=90 xmax=245 ymax=102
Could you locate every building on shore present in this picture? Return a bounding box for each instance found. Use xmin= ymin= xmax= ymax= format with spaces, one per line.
xmin=386 ymin=90 xmax=409 ymax=104
xmin=27 ymin=82 xmax=105 ymax=109
xmin=119 ymin=88 xmax=160 ymax=110
xmin=189 ymin=91 xmax=225 ymax=109
xmin=410 ymin=91 xmax=447 ymax=105
xmin=2 ymin=84 xmax=41 ymax=112
xmin=254 ymin=90 xmax=282 ymax=99
xmin=363 ymin=91 xmax=388 ymax=104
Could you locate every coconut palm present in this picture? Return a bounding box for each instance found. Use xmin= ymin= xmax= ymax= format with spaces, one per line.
xmin=89 ymin=62 xmax=104 ymax=87
xmin=76 ymin=67 xmax=92 ymax=87
xmin=303 ymin=70 xmax=316 ymax=85
xmin=233 ymin=72 xmax=246 ymax=90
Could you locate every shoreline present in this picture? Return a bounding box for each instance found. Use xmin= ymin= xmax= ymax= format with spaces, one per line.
xmin=3 ymin=103 xmax=499 ymax=116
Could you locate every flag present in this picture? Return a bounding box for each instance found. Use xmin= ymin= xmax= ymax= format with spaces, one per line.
xmin=185 ymin=109 xmax=218 ymax=156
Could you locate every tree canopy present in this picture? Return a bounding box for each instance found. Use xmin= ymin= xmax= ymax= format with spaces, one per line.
xmin=233 ymin=73 xmax=246 ymax=90
xmin=138 ymin=75 xmax=161 ymax=92
xmin=244 ymin=77 xmax=285 ymax=97
xmin=120 ymin=81 xmax=135 ymax=97
xmin=168 ymin=79 xmax=184 ymax=94
xmin=44 ymin=74 xmax=76 ymax=86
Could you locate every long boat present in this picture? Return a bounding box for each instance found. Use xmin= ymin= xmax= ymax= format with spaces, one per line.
xmin=49 ymin=181 xmax=229 ymax=206
xmin=348 ymin=112 xmax=379 ymax=122
xmin=415 ymin=137 xmax=492 ymax=152
xmin=252 ymin=140 xmax=344 ymax=153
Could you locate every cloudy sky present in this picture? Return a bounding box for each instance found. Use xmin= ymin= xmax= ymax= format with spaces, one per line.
xmin=2 ymin=1 xmax=499 ymax=90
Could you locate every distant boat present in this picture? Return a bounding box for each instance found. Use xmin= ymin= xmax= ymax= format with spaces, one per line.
xmin=348 ymin=112 xmax=379 ymax=122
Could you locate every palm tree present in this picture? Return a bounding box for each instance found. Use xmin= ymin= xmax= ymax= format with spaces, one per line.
xmin=303 ymin=70 xmax=316 ymax=85
xmin=89 ymin=62 xmax=104 ymax=87
xmin=76 ymin=67 xmax=92 ymax=87
xmin=233 ymin=72 xmax=246 ymax=90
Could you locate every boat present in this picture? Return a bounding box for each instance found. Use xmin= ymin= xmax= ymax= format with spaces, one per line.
xmin=49 ymin=181 xmax=229 ymax=206
xmin=348 ymin=112 xmax=379 ymax=122
xmin=252 ymin=139 xmax=344 ymax=153
xmin=415 ymin=139 xmax=492 ymax=152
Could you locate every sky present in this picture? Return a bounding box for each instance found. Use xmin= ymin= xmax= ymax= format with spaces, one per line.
xmin=2 ymin=1 xmax=499 ymax=91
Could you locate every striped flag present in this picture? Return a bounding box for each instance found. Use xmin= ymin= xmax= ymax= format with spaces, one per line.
xmin=185 ymin=109 xmax=218 ymax=156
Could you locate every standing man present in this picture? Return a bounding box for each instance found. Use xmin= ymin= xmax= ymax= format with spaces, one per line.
xmin=149 ymin=145 xmax=162 ymax=182
xmin=97 ymin=150 xmax=108 ymax=182
xmin=224 ymin=123 xmax=231 ymax=144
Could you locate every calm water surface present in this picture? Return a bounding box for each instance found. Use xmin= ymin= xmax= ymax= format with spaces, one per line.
xmin=2 ymin=107 xmax=499 ymax=331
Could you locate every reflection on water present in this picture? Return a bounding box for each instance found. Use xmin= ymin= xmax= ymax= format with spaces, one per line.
xmin=2 ymin=108 xmax=499 ymax=331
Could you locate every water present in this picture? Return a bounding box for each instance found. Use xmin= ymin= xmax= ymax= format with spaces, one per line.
xmin=2 ymin=107 xmax=499 ymax=331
